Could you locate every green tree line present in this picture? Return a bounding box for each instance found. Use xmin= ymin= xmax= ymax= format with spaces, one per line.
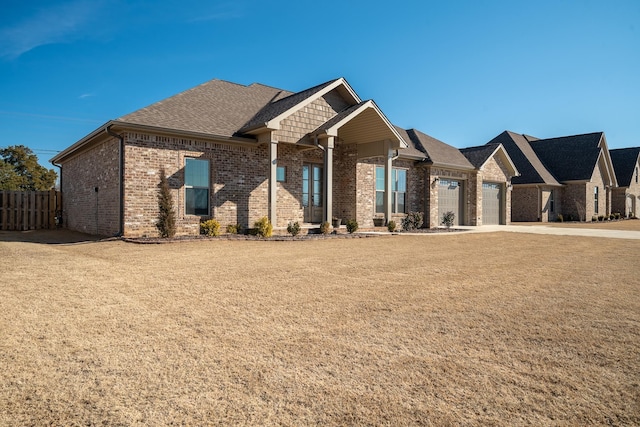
xmin=0 ymin=145 xmax=57 ymax=191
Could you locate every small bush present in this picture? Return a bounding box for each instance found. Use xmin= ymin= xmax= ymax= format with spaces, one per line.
xmin=556 ymin=214 xmax=563 ymax=222
xmin=200 ymin=218 xmax=221 ymax=236
xmin=609 ymin=214 xmax=614 ymax=220
xmin=319 ymin=221 xmax=331 ymax=235
xmin=254 ymin=216 xmax=273 ymax=238
xmin=614 ymin=212 xmax=621 ymax=220
xmin=387 ymin=220 xmax=397 ymax=232
xmin=287 ymin=221 xmax=301 ymax=237
xmin=226 ymin=224 xmax=241 ymax=234
xmin=592 ymin=215 xmax=598 ymax=222
xmin=402 ymin=211 xmax=424 ymax=231
xmin=598 ymin=215 xmax=604 ymax=221
xmin=346 ymin=219 xmax=358 ymax=234
xmin=441 ymin=211 xmax=455 ymax=228
xmin=565 ymin=213 xmax=573 ymax=221
xmin=156 ymin=169 xmax=176 ymax=238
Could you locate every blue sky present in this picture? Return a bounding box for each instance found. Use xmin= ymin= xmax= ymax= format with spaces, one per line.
xmin=1 ymin=0 xmax=639 ymax=168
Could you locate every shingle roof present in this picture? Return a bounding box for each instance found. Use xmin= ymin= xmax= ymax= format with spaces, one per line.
xmin=488 ymin=131 xmax=560 ymax=185
xmin=239 ymin=79 xmax=340 ymax=132
xmin=403 ymin=129 xmax=474 ymax=169
xmin=460 ymin=143 xmax=501 ymax=168
xmin=393 ymin=126 xmax=426 ymax=159
xmin=117 ymin=79 xmax=293 ymax=137
xmin=530 ymin=132 xmax=604 ymax=182
xmin=609 ymin=147 xmax=640 ymax=187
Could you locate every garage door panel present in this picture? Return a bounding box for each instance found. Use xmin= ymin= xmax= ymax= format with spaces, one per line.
xmin=438 ymin=179 xmax=462 ymax=226
xmin=482 ymin=182 xmax=501 ymax=225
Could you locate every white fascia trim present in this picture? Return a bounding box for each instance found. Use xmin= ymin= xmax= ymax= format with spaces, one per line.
xmin=480 ymin=144 xmax=520 ymax=177
xmin=265 ymin=78 xmax=361 ymax=130
xmin=322 ymin=100 xmax=408 ymax=149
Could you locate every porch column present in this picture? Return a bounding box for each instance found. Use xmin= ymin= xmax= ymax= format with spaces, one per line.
xmin=323 ymin=136 xmax=334 ymax=223
xmin=384 ymin=141 xmax=393 ymax=224
xmin=269 ymin=139 xmax=278 ymax=226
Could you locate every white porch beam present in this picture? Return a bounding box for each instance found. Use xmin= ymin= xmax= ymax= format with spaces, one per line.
xmin=269 ymin=138 xmax=278 ymax=225
xmin=322 ymin=136 xmax=335 ymax=222
xmin=384 ymin=141 xmax=393 ymax=224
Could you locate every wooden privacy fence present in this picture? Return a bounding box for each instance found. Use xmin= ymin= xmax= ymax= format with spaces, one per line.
xmin=0 ymin=190 xmax=61 ymax=231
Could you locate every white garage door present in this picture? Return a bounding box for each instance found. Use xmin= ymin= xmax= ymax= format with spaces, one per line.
xmin=482 ymin=182 xmax=502 ymax=225
xmin=438 ymin=179 xmax=462 ymax=225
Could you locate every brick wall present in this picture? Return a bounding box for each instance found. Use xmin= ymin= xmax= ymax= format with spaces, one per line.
xmin=61 ymin=137 xmax=121 ymax=236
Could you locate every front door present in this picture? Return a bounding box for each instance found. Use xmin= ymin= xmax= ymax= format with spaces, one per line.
xmin=302 ymin=163 xmax=323 ymax=223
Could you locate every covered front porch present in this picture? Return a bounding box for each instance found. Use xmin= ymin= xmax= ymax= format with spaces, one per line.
xmin=267 ymin=100 xmax=408 ymax=227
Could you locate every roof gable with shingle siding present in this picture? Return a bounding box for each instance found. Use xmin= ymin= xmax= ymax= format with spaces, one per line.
xmin=117 ymin=79 xmax=291 ymax=138
xmin=274 ymin=89 xmax=355 ymax=144
xmin=529 ymin=132 xmax=604 ymax=182
xmin=610 ymin=147 xmax=640 ymax=187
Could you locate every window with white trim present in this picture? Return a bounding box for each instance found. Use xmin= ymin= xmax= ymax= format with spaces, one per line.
xmin=185 ymin=158 xmax=209 ymax=216
xmin=375 ymin=166 xmax=407 ymax=214
xmin=594 ymin=186 xmax=599 ymax=214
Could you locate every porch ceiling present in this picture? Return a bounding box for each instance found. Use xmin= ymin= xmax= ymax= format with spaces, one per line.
xmin=314 ymin=100 xmax=407 ymax=149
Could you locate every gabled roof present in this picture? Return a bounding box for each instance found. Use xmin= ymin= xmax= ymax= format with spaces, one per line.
xmin=117 ymin=79 xmax=292 ymax=138
xmin=529 ymin=132 xmax=606 ymax=182
xmin=488 ymin=131 xmax=561 ymax=186
xmin=239 ymin=78 xmax=349 ymax=133
xmin=460 ymin=143 xmax=519 ymax=176
xmin=403 ymin=129 xmax=474 ymax=170
xmin=610 ymin=147 xmax=640 ymax=187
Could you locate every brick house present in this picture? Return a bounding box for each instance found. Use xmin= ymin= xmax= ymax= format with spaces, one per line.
xmin=488 ymin=131 xmax=617 ymax=222
xmin=51 ymin=77 xmax=516 ymax=237
xmin=610 ymin=147 xmax=640 ymax=217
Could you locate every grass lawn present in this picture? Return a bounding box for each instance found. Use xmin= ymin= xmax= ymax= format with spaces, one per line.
xmin=513 ymin=218 xmax=640 ymax=231
xmin=1 ymin=230 xmax=639 ymax=425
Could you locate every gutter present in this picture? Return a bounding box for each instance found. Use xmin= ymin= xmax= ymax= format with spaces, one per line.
xmin=105 ymin=125 xmax=125 ymax=236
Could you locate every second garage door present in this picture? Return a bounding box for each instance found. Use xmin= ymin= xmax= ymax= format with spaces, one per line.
xmin=438 ymin=179 xmax=463 ymax=225
xmin=482 ymin=182 xmax=502 ymax=225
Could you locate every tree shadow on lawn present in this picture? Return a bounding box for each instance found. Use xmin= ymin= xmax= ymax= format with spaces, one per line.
xmin=0 ymin=229 xmax=106 ymax=245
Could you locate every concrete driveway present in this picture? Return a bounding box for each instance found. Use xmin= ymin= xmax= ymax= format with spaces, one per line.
xmin=455 ymin=225 xmax=640 ymax=240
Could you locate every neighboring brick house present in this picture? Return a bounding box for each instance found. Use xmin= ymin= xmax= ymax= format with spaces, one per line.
xmin=610 ymin=147 xmax=640 ymax=217
xmin=487 ymin=131 xmax=617 ymax=222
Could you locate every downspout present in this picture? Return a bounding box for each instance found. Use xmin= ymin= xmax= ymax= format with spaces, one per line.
xmin=105 ymin=125 xmax=125 ymax=236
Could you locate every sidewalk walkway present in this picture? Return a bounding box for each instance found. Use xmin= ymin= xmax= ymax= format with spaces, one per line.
xmin=453 ymin=225 xmax=640 ymax=240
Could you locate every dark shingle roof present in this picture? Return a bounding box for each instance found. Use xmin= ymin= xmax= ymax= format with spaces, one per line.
xmin=488 ymin=131 xmax=560 ymax=185
xmin=460 ymin=143 xmax=501 ymax=168
xmin=239 ymin=79 xmax=341 ymax=132
xmin=404 ymin=129 xmax=474 ymax=169
xmin=610 ymin=147 xmax=640 ymax=187
xmin=117 ymin=79 xmax=293 ymax=137
xmin=393 ymin=126 xmax=426 ymax=159
xmin=530 ymin=132 xmax=604 ymax=182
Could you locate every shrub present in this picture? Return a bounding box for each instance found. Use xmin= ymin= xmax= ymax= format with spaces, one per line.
xmin=346 ymin=219 xmax=358 ymax=234
xmin=565 ymin=213 xmax=573 ymax=221
xmin=156 ymin=169 xmax=176 ymax=238
xmin=287 ymin=221 xmax=301 ymax=237
xmin=556 ymin=214 xmax=564 ymax=222
xmin=319 ymin=221 xmax=331 ymax=235
xmin=441 ymin=211 xmax=455 ymax=228
xmin=614 ymin=212 xmax=621 ymax=220
xmin=254 ymin=216 xmax=273 ymax=238
xmin=226 ymin=224 xmax=241 ymax=234
xmin=592 ymin=215 xmax=598 ymax=222
xmin=609 ymin=214 xmax=614 ymax=220
xmin=200 ymin=218 xmax=221 ymax=236
xmin=598 ymin=215 xmax=604 ymax=221
xmin=387 ymin=220 xmax=396 ymax=232
xmin=402 ymin=211 xmax=424 ymax=231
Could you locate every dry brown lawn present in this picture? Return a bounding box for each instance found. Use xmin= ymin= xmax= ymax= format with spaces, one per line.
xmin=513 ymin=218 xmax=640 ymax=231
xmin=1 ymin=230 xmax=639 ymax=426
